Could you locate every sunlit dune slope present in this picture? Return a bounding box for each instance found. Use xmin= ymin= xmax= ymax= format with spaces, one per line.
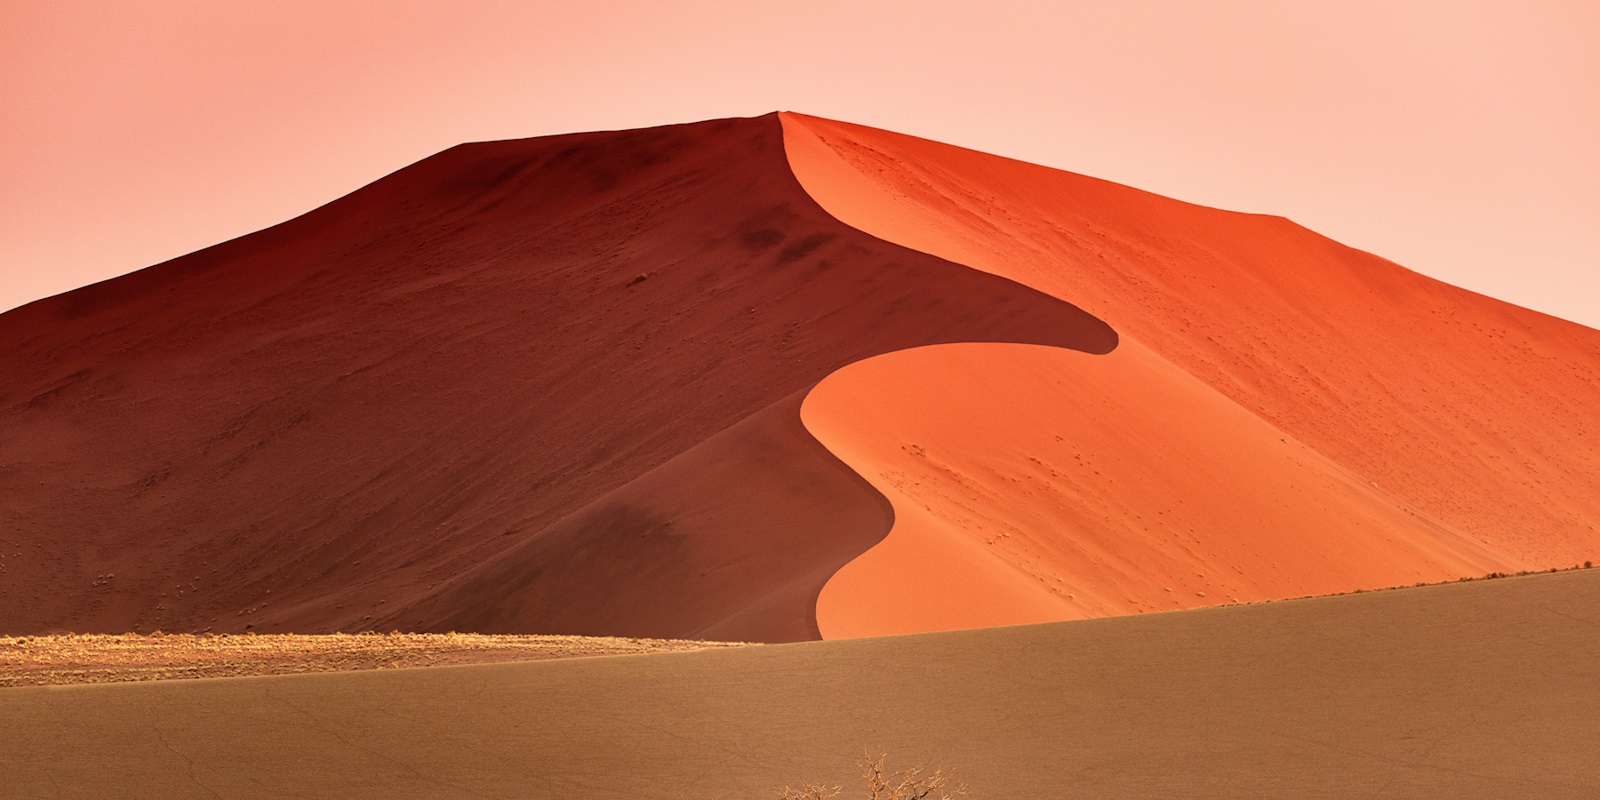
xmin=0 ymin=114 xmax=1113 ymax=640
xmin=783 ymin=111 xmax=1600 ymax=635
xmin=804 ymin=343 xmax=1503 ymax=637
xmin=6 ymin=569 xmax=1599 ymax=798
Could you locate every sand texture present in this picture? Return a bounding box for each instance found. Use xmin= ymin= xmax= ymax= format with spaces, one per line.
xmin=3 ymin=569 xmax=1597 ymax=798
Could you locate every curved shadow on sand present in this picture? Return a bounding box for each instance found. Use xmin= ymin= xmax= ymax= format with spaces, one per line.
xmin=379 ymin=114 xmax=1118 ymax=643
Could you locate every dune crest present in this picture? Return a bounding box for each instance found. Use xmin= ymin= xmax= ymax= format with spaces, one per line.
xmin=0 ymin=114 xmax=1111 ymax=641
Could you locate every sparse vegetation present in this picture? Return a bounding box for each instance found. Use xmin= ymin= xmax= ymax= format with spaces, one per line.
xmin=778 ymin=753 xmax=965 ymax=800
xmin=0 ymin=631 xmax=742 ymax=687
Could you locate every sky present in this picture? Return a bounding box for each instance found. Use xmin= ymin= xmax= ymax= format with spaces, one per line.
xmin=3 ymin=1 xmax=1597 ymax=328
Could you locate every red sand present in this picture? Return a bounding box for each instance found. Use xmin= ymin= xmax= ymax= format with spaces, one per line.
xmin=783 ymin=111 xmax=1600 ymax=637
xmin=5 ymin=110 xmax=1597 ymax=643
xmin=0 ymin=114 xmax=1111 ymax=641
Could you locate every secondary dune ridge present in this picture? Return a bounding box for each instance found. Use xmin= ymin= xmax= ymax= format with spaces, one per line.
xmin=0 ymin=113 xmax=1112 ymax=641
xmin=781 ymin=111 xmax=1600 ymax=636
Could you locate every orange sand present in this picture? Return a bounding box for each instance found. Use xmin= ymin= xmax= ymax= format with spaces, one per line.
xmin=804 ymin=343 xmax=1502 ymax=637
xmin=784 ymin=112 xmax=1600 ymax=636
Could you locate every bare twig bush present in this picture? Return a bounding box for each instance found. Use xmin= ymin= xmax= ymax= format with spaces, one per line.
xmin=775 ymin=784 xmax=840 ymax=800
xmin=778 ymin=753 xmax=965 ymax=800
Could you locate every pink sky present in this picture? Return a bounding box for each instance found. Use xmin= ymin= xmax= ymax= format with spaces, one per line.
xmin=3 ymin=1 xmax=1596 ymax=327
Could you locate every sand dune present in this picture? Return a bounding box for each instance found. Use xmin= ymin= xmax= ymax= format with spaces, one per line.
xmin=4 ymin=109 xmax=1596 ymax=643
xmin=4 ymin=568 xmax=1597 ymax=798
xmin=0 ymin=114 xmax=1111 ymax=640
xmin=3 ymin=109 xmax=1596 ymax=797
xmin=783 ymin=111 xmax=1600 ymax=634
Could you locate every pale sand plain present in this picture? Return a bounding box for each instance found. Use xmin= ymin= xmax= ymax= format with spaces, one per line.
xmin=3 ymin=569 xmax=1596 ymax=798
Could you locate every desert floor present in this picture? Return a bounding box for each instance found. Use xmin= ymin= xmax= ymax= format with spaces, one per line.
xmin=4 ymin=568 xmax=1597 ymax=799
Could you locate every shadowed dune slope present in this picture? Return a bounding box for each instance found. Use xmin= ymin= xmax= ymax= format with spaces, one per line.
xmin=378 ymin=391 xmax=892 ymax=642
xmin=0 ymin=113 xmax=1114 ymax=640
xmin=5 ymin=569 xmax=1599 ymax=798
xmin=783 ymin=111 xmax=1600 ymax=635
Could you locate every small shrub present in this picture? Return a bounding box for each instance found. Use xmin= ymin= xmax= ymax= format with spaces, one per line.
xmin=779 ymin=754 xmax=964 ymax=800
xmin=776 ymin=785 xmax=840 ymax=800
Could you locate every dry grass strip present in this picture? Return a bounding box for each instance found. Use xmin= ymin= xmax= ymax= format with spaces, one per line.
xmin=0 ymin=631 xmax=744 ymax=687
